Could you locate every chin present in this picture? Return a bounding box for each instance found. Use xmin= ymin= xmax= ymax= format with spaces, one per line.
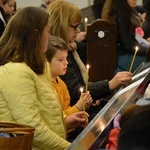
xmin=62 ymin=71 xmax=66 ymax=75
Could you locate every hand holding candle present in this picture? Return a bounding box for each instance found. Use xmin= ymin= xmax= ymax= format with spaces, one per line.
xmin=84 ymin=17 xmax=88 ymax=32
xmin=85 ymin=64 xmax=90 ymax=93
xmin=129 ymin=46 xmax=139 ymax=72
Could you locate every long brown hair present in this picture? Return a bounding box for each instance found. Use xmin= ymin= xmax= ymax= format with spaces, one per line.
xmin=0 ymin=7 xmax=49 ymax=74
xmin=101 ymin=0 xmax=141 ymax=33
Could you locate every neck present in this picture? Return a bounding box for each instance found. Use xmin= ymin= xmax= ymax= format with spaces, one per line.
xmin=51 ymin=73 xmax=57 ymax=80
xmin=49 ymin=63 xmax=57 ymax=80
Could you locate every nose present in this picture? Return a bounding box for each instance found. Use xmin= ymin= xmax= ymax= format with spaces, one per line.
xmin=65 ymin=59 xmax=68 ymax=65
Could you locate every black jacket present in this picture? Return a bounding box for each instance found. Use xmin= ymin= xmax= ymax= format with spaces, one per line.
xmin=0 ymin=7 xmax=7 ymax=37
xmin=60 ymin=50 xmax=111 ymax=106
xmin=117 ymin=16 xmax=147 ymax=57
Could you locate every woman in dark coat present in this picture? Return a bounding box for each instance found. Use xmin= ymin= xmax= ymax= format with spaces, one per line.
xmin=102 ymin=0 xmax=149 ymax=73
xmin=47 ymin=0 xmax=132 ymax=118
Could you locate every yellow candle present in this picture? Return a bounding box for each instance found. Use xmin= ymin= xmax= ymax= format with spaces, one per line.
xmin=84 ymin=17 xmax=88 ymax=32
xmin=85 ymin=64 xmax=90 ymax=92
xmin=80 ymin=87 xmax=85 ymax=112
xmin=80 ymin=87 xmax=86 ymax=125
xmin=129 ymin=46 xmax=139 ymax=72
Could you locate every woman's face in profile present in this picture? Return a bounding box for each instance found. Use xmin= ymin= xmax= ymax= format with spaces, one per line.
xmin=127 ymin=0 xmax=137 ymax=8
xmin=2 ymin=0 xmax=15 ymax=16
xmin=68 ymin=22 xmax=81 ymax=43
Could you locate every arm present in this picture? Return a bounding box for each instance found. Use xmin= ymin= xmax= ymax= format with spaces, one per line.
xmin=58 ymin=78 xmax=92 ymax=115
xmin=88 ymin=80 xmax=111 ymax=101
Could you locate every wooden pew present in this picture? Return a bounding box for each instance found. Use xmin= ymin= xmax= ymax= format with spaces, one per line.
xmin=87 ymin=19 xmax=117 ymax=82
xmin=80 ymin=2 xmax=117 ymax=82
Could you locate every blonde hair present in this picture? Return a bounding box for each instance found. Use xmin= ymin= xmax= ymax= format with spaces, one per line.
xmin=47 ymin=0 xmax=82 ymax=43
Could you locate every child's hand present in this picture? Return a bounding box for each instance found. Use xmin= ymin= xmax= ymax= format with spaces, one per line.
xmin=75 ymin=91 xmax=93 ymax=110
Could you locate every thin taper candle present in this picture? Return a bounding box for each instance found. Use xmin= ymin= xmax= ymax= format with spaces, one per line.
xmin=84 ymin=17 xmax=88 ymax=32
xmin=129 ymin=46 xmax=138 ymax=72
xmin=80 ymin=87 xmax=86 ymax=125
xmin=85 ymin=64 xmax=89 ymax=92
xmin=80 ymin=87 xmax=85 ymax=112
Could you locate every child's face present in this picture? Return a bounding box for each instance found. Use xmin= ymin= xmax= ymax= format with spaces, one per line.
xmin=50 ymin=49 xmax=68 ymax=78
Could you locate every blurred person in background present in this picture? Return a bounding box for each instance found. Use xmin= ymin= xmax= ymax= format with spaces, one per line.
xmin=1 ymin=0 xmax=15 ymax=21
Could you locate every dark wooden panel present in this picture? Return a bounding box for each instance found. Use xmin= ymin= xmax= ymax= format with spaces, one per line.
xmin=80 ymin=1 xmax=105 ymax=31
xmin=87 ymin=19 xmax=117 ymax=82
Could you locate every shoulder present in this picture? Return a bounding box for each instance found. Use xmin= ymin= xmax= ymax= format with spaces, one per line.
xmin=0 ymin=62 xmax=35 ymax=75
xmin=0 ymin=62 xmax=38 ymax=85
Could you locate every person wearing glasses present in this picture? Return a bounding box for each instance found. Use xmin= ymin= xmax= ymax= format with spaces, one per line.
xmin=47 ymin=0 xmax=132 ymax=125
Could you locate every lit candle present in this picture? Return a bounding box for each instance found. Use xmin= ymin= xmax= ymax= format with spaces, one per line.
xmin=84 ymin=17 xmax=88 ymax=32
xmin=80 ymin=87 xmax=85 ymax=112
xmin=129 ymin=46 xmax=139 ymax=72
xmin=85 ymin=64 xmax=90 ymax=92
xmin=80 ymin=87 xmax=86 ymax=124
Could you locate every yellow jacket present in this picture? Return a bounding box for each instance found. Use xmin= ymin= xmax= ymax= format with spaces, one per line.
xmin=52 ymin=76 xmax=79 ymax=116
xmin=0 ymin=62 xmax=70 ymax=150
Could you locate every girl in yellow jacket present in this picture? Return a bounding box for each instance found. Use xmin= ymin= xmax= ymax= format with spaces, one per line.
xmin=0 ymin=6 xmax=88 ymax=150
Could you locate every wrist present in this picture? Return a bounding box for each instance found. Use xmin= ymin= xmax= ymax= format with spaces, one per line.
xmin=75 ymin=104 xmax=82 ymax=111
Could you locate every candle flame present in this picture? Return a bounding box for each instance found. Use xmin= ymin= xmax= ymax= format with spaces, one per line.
xmin=86 ymin=64 xmax=90 ymax=71
xmin=135 ymin=46 xmax=139 ymax=52
xmin=80 ymin=87 xmax=83 ymax=93
xmin=84 ymin=17 xmax=88 ymax=23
